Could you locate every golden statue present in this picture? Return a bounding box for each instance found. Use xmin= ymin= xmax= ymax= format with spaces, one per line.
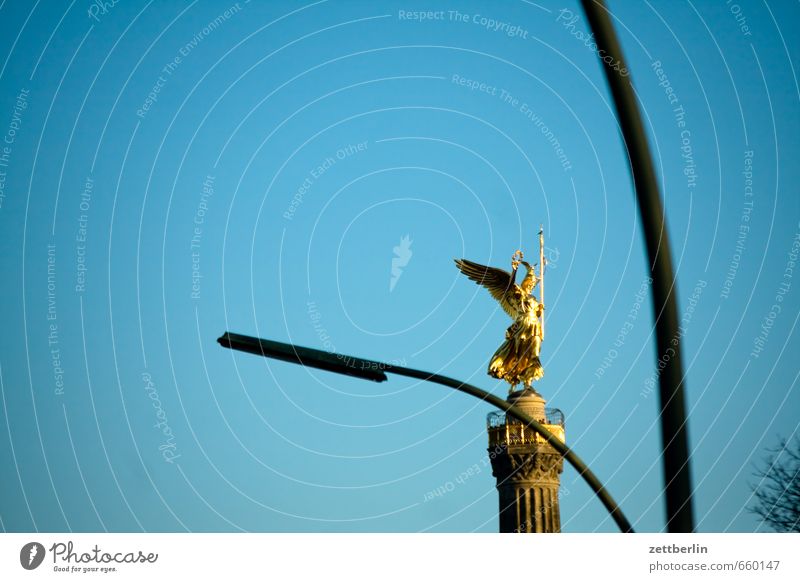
xmin=455 ymin=229 xmax=546 ymax=393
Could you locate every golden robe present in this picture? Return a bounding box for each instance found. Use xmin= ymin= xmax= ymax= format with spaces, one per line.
xmin=488 ymin=294 xmax=543 ymax=387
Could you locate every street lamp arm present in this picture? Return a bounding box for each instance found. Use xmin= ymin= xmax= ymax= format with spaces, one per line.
xmin=218 ymin=332 xmax=634 ymax=533
xmin=385 ymin=364 xmax=634 ymax=533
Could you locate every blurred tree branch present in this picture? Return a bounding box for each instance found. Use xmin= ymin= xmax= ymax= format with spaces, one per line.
xmin=750 ymin=436 xmax=800 ymax=532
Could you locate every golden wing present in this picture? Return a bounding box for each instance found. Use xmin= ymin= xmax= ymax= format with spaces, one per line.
xmin=454 ymin=258 xmax=520 ymax=318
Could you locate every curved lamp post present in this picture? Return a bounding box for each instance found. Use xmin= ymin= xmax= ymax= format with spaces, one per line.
xmin=218 ymin=332 xmax=634 ymax=533
xmin=580 ymin=0 xmax=694 ymax=532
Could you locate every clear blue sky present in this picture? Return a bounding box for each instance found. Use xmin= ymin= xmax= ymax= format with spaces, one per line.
xmin=0 ymin=0 xmax=798 ymax=533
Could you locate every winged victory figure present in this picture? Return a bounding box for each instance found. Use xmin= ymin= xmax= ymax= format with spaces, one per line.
xmin=455 ymin=247 xmax=545 ymax=393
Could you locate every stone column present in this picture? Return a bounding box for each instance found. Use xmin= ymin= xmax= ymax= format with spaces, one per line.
xmin=488 ymin=390 xmax=565 ymax=533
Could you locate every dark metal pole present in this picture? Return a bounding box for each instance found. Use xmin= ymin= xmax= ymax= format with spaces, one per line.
xmin=580 ymin=0 xmax=694 ymax=532
xmin=218 ymin=332 xmax=634 ymax=532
